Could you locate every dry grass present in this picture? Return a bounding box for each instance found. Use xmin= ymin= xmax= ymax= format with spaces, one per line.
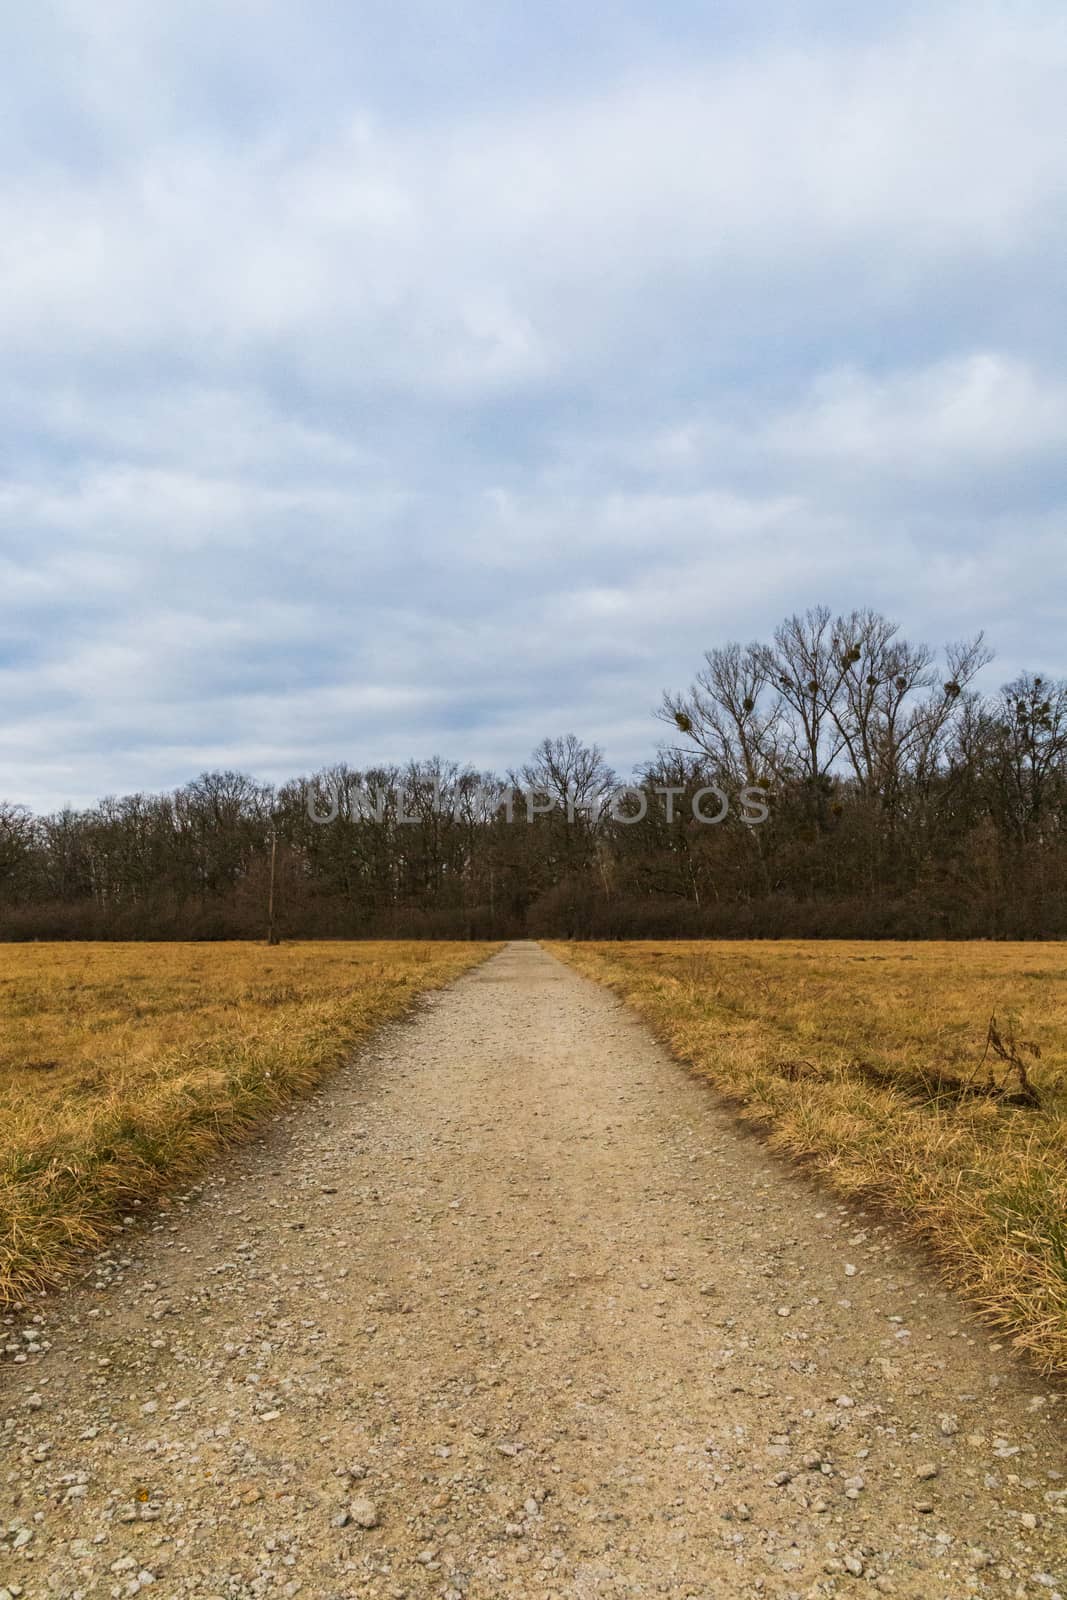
xmin=0 ymin=940 xmax=495 ymax=1303
xmin=549 ymin=940 xmax=1067 ymax=1376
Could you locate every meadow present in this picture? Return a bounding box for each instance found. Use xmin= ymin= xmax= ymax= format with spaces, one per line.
xmin=0 ymin=940 xmax=493 ymax=1302
xmin=551 ymin=940 xmax=1067 ymax=1374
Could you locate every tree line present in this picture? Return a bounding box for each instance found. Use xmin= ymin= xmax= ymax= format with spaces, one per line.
xmin=2 ymin=607 xmax=1065 ymax=940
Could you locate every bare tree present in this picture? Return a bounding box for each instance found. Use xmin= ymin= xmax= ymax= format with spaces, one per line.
xmin=659 ymin=641 xmax=782 ymax=785
xmin=0 ymin=801 xmax=34 ymax=901
xmin=521 ymin=735 xmax=615 ymax=825
xmin=825 ymin=611 xmax=990 ymax=808
xmin=995 ymin=672 xmax=1067 ymax=840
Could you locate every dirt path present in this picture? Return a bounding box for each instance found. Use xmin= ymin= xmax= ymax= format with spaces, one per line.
xmin=2 ymin=941 xmax=1064 ymax=1600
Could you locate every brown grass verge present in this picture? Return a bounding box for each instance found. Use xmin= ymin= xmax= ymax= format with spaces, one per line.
xmin=548 ymin=939 xmax=1067 ymax=1377
xmin=0 ymin=940 xmax=497 ymax=1303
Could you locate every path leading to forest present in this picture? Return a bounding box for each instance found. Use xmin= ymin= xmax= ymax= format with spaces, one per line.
xmin=2 ymin=941 xmax=1064 ymax=1599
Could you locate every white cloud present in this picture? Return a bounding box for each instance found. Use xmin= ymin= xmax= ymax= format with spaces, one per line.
xmin=769 ymin=356 xmax=1067 ymax=471
xmin=4 ymin=11 xmax=1066 ymax=384
xmin=1 ymin=2 xmax=1066 ymax=808
xmin=645 ymin=353 xmax=1067 ymax=490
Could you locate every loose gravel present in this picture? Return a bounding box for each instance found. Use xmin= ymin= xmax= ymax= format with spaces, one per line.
xmin=2 ymin=941 xmax=1064 ymax=1599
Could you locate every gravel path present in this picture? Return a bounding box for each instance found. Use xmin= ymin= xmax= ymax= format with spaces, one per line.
xmin=2 ymin=940 xmax=1064 ymax=1600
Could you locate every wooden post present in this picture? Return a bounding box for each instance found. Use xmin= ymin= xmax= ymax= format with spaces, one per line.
xmin=267 ymin=828 xmax=280 ymax=945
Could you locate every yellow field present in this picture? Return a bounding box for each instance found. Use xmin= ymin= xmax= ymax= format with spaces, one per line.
xmin=550 ymin=940 xmax=1067 ymax=1375
xmin=0 ymin=940 xmax=495 ymax=1302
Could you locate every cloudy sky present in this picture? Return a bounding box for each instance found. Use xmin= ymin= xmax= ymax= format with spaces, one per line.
xmin=3 ymin=1 xmax=1066 ymax=811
